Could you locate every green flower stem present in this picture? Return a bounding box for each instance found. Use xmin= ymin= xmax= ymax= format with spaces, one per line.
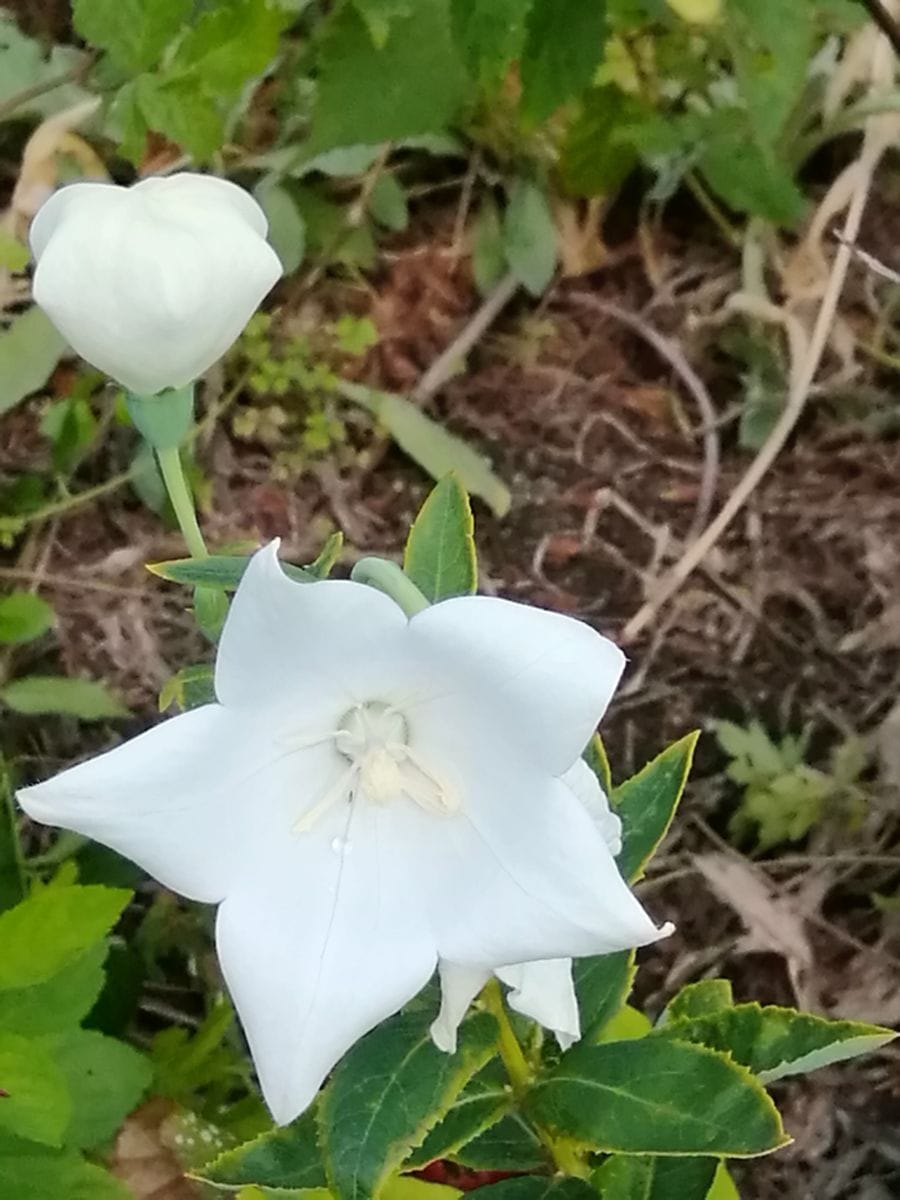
xmin=350 ymin=556 xmax=429 ymax=617
xmin=482 ymin=979 xmax=589 ymax=1179
xmin=156 ymin=445 xmax=208 ymax=560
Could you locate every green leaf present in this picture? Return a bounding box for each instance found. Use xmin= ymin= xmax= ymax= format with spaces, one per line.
xmin=0 ymin=229 xmax=29 ymax=272
xmin=520 ymin=0 xmax=607 ymax=123
xmin=707 ymin=1163 xmax=739 ymax=1200
xmin=353 ymin=0 xmax=415 ymax=47
xmin=468 ymin=1181 xmax=596 ymax=1200
xmin=0 ymin=944 xmax=107 ymax=1036
xmin=0 ymin=307 xmax=67 ymax=418
xmin=127 ymin=73 xmax=225 ymax=161
xmin=0 ymin=884 xmax=130 ymax=990
xmin=472 ymin=197 xmax=506 ymax=295
xmin=0 ymin=1032 xmax=70 ymax=1145
xmin=404 ymin=1058 xmax=511 ymax=1168
xmin=320 ymin=1011 xmax=498 ymax=1200
xmin=72 ymin=0 xmax=190 ymax=72
xmin=727 ymin=0 xmax=813 ymax=145
xmin=340 ymin=381 xmax=511 ymax=517
xmin=598 ymin=1004 xmax=652 ymax=1044
xmin=404 ymin=476 xmax=477 ymax=602
xmin=595 ymin=1154 xmax=718 ymax=1200
xmin=43 ymin=1030 xmax=152 ymax=1149
xmin=450 ymin=0 xmax=531 ymax=82
xmin=158 ymin=663 xmax=216 ymax=713
xmin=255 ymin=181 xmax=308 ymax=273
xmin=313 ymin=0 xmax=467 ymax=150
xmin=200 ymin=1109 xmax=327 ymax=1190
xmin=614 ymin=731 xmax=699 ymax=883
xmin=453 ymin=1112 xmax=545 ymax=1171
xmin=369 ymin=175 xmax=410 ymax=232
xmin=0 ymin=592 xmax=55 ymax=645
xmin=573 ymin=951 xmax=635 ymax=1042
xmin=663 ymin=1003 xmax=896 ymax=1084
xmin=503 ymin=180 xmax=556 ymax=296
xmin=560 ymin=87 xmax=642 ymax=197
xmin=525 ymin=1038 xmax=786 ymax=1156
xmin=584 ymin=733 xmax=613 ymax=795
xmin=1 ymin=675 xmax=130 ymax=721
xmin=0 ymin=756 xmax=25 ymax=912
xmin=698 ymin=117 xmax=806 ymax=226
xmin=170 ymin=0 xmax=287 ymax=92
xmin=149 ymin=554 xmax=315 ymax=590
xmin=0 ymin=1139 xmax=132 ymax=1200
xmin=0 ymin=14 xmax=91 ymax=119
xmin=307 ymin=532 xmax=345 ymax=579
xmin=665 ymin=980 xmax=734 ymax=1023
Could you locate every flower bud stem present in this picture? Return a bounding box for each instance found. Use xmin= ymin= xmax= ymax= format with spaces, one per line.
xmin=156 ymin=445 xmax=208 ymax=561
xmin=350 ymin=557 xmax=429 ymax=617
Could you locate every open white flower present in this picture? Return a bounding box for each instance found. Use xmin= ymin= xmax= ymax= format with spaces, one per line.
xmin=30 ymin=173 xmax=282 ymax=396
xmin=430 ymin=760 xmax=630 ymax=1055
xmin=18 ymin=543 xmax=669 ymax=1125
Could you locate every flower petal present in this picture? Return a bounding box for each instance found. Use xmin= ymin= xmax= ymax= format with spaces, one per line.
xmin=562 ymin=758 xmax=622 ymax=857
xmin=496 ymin=959 xmax=580 ymax=1049
xmin=217 ymin=800 xmax=436 ymax=1124
xmin=430 ymin=962 xmax=490 ymax=1054
xmin=16 ymin=705 xmax=264 ymax=902
xmin=409 ymin=596 xmax=625 ymax=774
xmin=215 ymin=541 xmax=414 ymax=720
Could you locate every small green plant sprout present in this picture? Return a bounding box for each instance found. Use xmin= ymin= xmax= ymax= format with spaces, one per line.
xmin=715 ymin=719 xmax=867 ymax=852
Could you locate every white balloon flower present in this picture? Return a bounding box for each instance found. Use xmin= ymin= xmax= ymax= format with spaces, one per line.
xmin=30 ymin=173 xmax=282 ymax=396
xmin=18 ymin=542 xmax=669 ymax=1125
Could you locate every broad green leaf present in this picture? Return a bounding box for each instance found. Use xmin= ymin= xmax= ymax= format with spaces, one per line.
xmin=727 ymin=0 xmax=813 ymax=144
xmin=404 ymin=476 xmax=477 ymax=601
xmin=503 ymin=180 xmax=556 ymax=297
xmin=0 ymin=592 xmax=55 ymax=644
xmin=0 ymin=884 xmax=129 ymax=990
xmin=664 ymin=980 xmax=734 ymax=1023
xmin=525 ymin=1038 xmax=786 ymax=1156
xmin=158 ymin=663 xmax=216 ymax=713
xmin=573 ymin=951 xmax=635 ymax=1042
xmin=699 ymin=118 xmax=806 ymax=227
xmin=0 ymin=755 xmax=25 ymax=912
xmin=0 ymin=307 xmax=67 ymax=417
xmin=454 ymin=1111 xmax=546 ymax=1171
xmin=1 ymin=675 xmax=130 ymax=721
xmin=663 ymin=1003 xmax=896 ymax=1084
xmin=0 ymin=1140 xmax=132 ymax=1200
xmin=520 ymin=0 xmax=607 ymax=123
xmin=597 ymin=1004 xmax=652 ymax=1043
xmin=614 ymin=731 xmax=699 ymax=883
xmin=472 ymin=197 xmax=506 ymax=295
xmin=127 ymin=73 xmax=224 ymax=161
xmin=468 ymin=1181 xmax=596 ymax=1200
xmin=405 ymin=1058 xmax=510 ymax=1167
xmin=340 ymin=381 xmax=511 ymax=517
xmin=595 ymin=1154 xmax=718 ymax=1200
xmin=200 ymin=1110 xmax=327 ymax=1190
xmin=319 ymin=1011 xmax=498 ymax=1200
xmin=0 ymin=944 xmax=107 ymax=1035
xmin=313 ymin=0 xmax=467 ymax=149
xmin=72 ymin=0 xmax=190 ymax=71
xmin=170 ymin=0 xmax=287 ymax=92
xmin=45 ymin=1030 xmax=152 ymax=1149
xmin=255 ymin=181 xmax=307 ymax=273
xmin=560 ymin=87 xmax=643 ymax=197
xmin=369 ymin=175 xmax=410 ymax=232
xmin=450 ymin=0 xmax=530 ymax=82
xmin=148 ymin=554 xmax=314 ymax=589
xmin=0 ymin=1032 xmax=70 ymax=1145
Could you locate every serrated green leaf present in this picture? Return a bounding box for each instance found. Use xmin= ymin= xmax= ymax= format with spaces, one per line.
xmin=595 ymin=1154 xmax=718 ymax=1200
xmin=45 ymin=1029 xmax=152 ymax=1149
xmin=0 ymin=1140 xmax=132 ymax=1200
xmin=614 ymin=731 xmax=699 ymax=883
xmin=727 ymin=0 xmax=813 ymax=145
xmin=170 ymin=0 xmax=287 ymax=91
xmin=454 ymin=1111 xmax=546 ymax=1171
xmin=404 ymin=476 xmax=477 ymax=602
xmin=450 ymin=0 xmax=530 ymax=82
xmin=1 ymin=675 xmax=130 ymax=721
xmin=159 ymin=663 xmax=216 ymax=713
xmin=72 ymin=0 xmax=191 ymax=71
xmin=560 ymin=87 xmax=643 ymax=198
xmin=130 ymin=73 xmax=225 ymax=161
xmin=664 ymin=980 xmax=734 ymax=1023
xmin=520 ymin=0 xmax=606 ymax=123
xmin=573 ymin=951 xmax=635 ymax=1043
xmin=598 ymin=1004 xmax=652 ymax=1044
xmin=525 ymin=1038 xmax=786 ymax=1156
xmin=698 ymin=117 xmax=806 ymax=227
xmin=313 ymin=0 xmax=467 ymax=150
xmin=503 ymin=180 xmax=556 ymax=296
xmin=0 ymin=884 xmax=130 ymax=990
xmin=148 ymin=554 xmax=315 ymax=589
xmin=0 ymin=307 xmax=67 ymax=417
xmin=0 ymin=944 xmax=106 ymax=1035
xmin=404 ymin=1058 xmax=510 ymax=1168
xmin=0 ymin=592 xmax=54 ymax=644
xmin=0 ymin=1032 xmax=71 ymax=1145
xmin=584 ymin=734 xmax=613 ymax=795
xmin=200 ymin=1109 xmax=326 ymax=1190
xmin=663 ymin=1003 xmax=896 ymax=1084
xmin=340 ymin=381 xmax=511 ymax=517
xmin=320 ymin=1010 xmax=498 ymax=1200
xmin=468 ymin=1180 xmax=596 ymax=1200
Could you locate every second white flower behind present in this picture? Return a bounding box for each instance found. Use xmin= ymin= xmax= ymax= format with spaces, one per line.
xmin=19 ymin=543 xmax=669 ymax=1125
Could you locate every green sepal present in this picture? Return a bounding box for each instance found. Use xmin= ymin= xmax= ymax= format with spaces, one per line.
xmin=614 ymin=732 xmax=699 ymax=883
xmin=126 ymin=386 xmax=195 ymax=450
xmin=148 ymin=554 xmax=315 ymax=589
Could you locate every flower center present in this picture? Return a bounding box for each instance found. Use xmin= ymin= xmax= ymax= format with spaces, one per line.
xmin=291 ymin=702 xmax=459 ymax=834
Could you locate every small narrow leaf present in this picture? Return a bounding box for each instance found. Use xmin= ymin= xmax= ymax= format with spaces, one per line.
xmin=158 ymin=663 xmax=216 ymax=713
xmin=0 ymin=593 xmax=55 ymax=644
xmin=198 ymin=1109 xmax=327 ymax=1190
xmin=148 ymin=554 xmax=315 ymax=590
xmin=503 ymin=180 xmax=556 ymax=296
xmin=405 ymin=1059 xmax=510 ymax=1168
xmin=1 ymin=676 xmax=130 ymax=721
xmin=525 ymin=1038 xmax=786 ymax=1157
xmin=404 ymin=476 xmax=477 ymax=602
xmin=614 ymin=731 xmax=699 ymax=882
